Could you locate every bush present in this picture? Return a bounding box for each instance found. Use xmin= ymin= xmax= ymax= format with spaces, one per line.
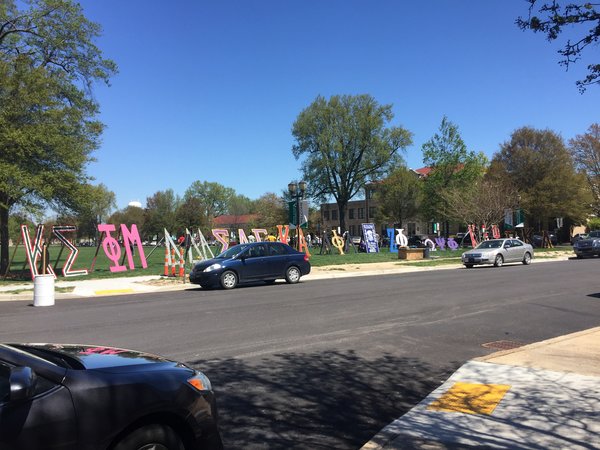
xmin=588 ymin=218 xmax=600 ymax=231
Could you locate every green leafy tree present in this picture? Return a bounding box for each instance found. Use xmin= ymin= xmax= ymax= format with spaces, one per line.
xmin=144 ymin=190 xmax=180 ymax=239
xmin=421 ymin=116 xmax=487 ymax=235
xmin=108 ymin=205 xmax=145 ymax=234
xmin=292 ymin=94 xmax=413 ymax=232
xmin=491 ymin=127 xmax=593 ymax=229
xmin=228 ymin=194 xmax=253 ymax=216
xmin=0 ymin=0 xmax=116 ymax=273
xmin=184 ymin=181 xmax=235 ymax=225
xmin=588 ymin=217 xmax=600 ymax=230
xmin=75 ymin=183 xmax=116 ymax=242
xmin=175 ymin=196 xmax=207 ymax=232
xmin=8 ymin=211 xmax=36 ymax=245
xmin=252 ymin=192 xmax=287 ymax=228
xmin=569 ymin=123 xmax=600 ymax=214
xmin=517 ymin=1 xmax=600 ymax=91
xmin=375 ymin=167 xmax=423 ymax=228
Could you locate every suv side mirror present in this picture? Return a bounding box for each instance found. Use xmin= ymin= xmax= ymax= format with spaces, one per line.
xmin=9 ymin=366 xmax=37 ymax=402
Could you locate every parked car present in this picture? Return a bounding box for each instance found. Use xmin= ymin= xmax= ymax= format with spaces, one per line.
xmin=573 ymin=230 xmax=600 ymax=258
xmin=461 ymin=238 xmax=534 ymax=268
xmin=0 ymin=343 xmax=222 ymax=450
xmin=407 ymin=234 xmax=429 ymax=248
xmin=189 ymin=241 xmax=311 ymax=289
xmin=453 ymin=232 xmax=475 ymax=247
xmin=571 ymin=233 xmax=589 ymax=245
xmin=532 ymin=233 xmax=558 ymax=248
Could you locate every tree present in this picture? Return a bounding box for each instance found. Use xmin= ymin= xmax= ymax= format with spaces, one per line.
xmin=375 ymin=167 xmax=423 ymax=228
xmin=569 ymin=123 xmax=600 ymax=214
xmin=75 ymin=183 xmax=116 ymax=242
xmin=184 ymin=181 xmax=235 ymax=225
xmin=491 ymin=127 xmax=593 ymax=229
xmin=228 ymin=194 xmax=253 ymax=216
xmin=253 ymin=192 xmax=287 ymax=229
xmin=440 ymin=177 xmax=519 ymax=237
xmin=0 ymin=0 xmax=116 ymax=274
xmin=144 ymin=190 xmax=180 ymax=239
xmin=421 ymin=116 xmax=488 ymax=235
xmin=517 ymin=1 xmax=600 ymax=91
xmin=108 ymin=205 xmax=145 ymax=233
xmin=292 ymin=94 xmax=413 ymax=233
xmin=175 ymin=196 xmax=207 ymax=232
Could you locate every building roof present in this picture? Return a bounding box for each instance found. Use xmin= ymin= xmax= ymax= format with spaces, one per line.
xmin=412 ymin=167 xmax=432 ymax=177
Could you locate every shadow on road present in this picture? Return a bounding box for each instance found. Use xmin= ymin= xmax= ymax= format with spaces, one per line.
xmin=189 ymin=351 xmax=459 ymax=449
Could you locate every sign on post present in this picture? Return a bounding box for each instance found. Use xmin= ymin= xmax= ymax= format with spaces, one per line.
xmin=288 ymin=200 xmax=309 ymax=229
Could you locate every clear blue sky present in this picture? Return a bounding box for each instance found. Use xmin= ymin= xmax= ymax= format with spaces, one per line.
xmin=79 ymin=0 xmax=598 ymax=209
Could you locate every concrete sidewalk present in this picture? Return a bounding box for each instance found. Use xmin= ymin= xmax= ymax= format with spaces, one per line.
xmin=361 ymin=327 xmax=600 ymax=449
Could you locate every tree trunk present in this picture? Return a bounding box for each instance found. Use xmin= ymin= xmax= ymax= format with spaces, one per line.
xmin=0 ymin=204 xmax=9 ymax=275
xmin=337 ymin=200 xmax=348 ymax=234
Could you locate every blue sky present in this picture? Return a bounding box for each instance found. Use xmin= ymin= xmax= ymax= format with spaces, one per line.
xmin=78 ymin=1 xmax=598 ymax=209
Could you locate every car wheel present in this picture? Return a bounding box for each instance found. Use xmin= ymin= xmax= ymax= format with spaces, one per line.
xmin=220 ymin=270 xmax=238 ymax=289
xmin=285 ymin=266 xmax=301 ymax=284
xmin=464 ymin=264 xmax=473 ymax=269
xmin=522 ymin=252 xmax=532 ymax=265
xmin=576 ymin=255 xmax=583 ymax=259
xmin=494 ymin=254 xmax=504 ymax=267
xmin=113 ymin=424 xmax=184 ymax=450
xmin=264 ymin=279 xmax=276 ymax=284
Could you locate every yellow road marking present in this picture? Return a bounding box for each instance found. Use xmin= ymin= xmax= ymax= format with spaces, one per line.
xmin=427 ymin=382 xmax=511 ymax=415
xmin=94 ymin=289 xmax=134 ymax=296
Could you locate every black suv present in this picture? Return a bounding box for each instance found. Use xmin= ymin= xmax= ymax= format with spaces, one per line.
xmin=573 ymin=230 xmax=600 ymax=258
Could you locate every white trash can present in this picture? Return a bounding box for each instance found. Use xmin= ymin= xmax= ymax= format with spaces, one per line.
xmin=33 ymin=274 xmax=55 ymax=307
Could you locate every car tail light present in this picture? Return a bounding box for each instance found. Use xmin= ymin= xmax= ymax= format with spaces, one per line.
xmin=304 ymin=254 xmax=310 ymax=262
xmin=187 ymin=371 xmax=212 ymax=392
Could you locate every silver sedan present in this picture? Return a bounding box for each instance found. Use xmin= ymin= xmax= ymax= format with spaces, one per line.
xmin=461 ymin=238 xmax=534 ymax=268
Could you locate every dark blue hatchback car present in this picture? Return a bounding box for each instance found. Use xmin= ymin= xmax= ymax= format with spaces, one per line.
xmin=189 ymin=242 xmax=311 ymax=289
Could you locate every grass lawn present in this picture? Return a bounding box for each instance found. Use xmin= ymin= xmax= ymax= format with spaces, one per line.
xmin=1 ymin=243 xmax=573 ymax=284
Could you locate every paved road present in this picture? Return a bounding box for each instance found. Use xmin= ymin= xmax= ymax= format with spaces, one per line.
xmin=1 ymin=258 xmax=599 ymax=449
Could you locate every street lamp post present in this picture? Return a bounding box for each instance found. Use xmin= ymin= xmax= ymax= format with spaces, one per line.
xmin=288 ymin=181 xmax=306 ymax=251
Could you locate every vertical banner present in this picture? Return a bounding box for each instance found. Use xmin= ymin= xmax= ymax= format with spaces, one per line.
xmin=387 ymin=228 xmax=397 ymax=253
xmin=362 ymin=223 xmax=379 ymax=253
xmin=504 ymin=209 xmax=513 ymax=228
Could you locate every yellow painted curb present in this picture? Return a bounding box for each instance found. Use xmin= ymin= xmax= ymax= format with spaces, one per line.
xmin=427 ymin=382 xmax=511 ymax=415
xmin=94 ymin=288 xmax=135 ymax=296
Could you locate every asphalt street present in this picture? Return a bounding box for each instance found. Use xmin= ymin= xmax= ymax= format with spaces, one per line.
xmin=1 ymin=258 xmax=599 ymax=449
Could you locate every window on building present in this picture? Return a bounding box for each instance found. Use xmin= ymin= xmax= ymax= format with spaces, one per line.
xmin=331 ymin=210 xmax=338 ymax=220
xmin=369 ymin=207 xmax=376 ymax=218
xmin=323 ymin=210 xmax=329 ymax=221
xmin=349 ymin=225 xmax=356 ymax=235
xmin=358 ymin=208 xmax=365 ymax=219
xmin=349 ymin=208 xmax=355 ymax=219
